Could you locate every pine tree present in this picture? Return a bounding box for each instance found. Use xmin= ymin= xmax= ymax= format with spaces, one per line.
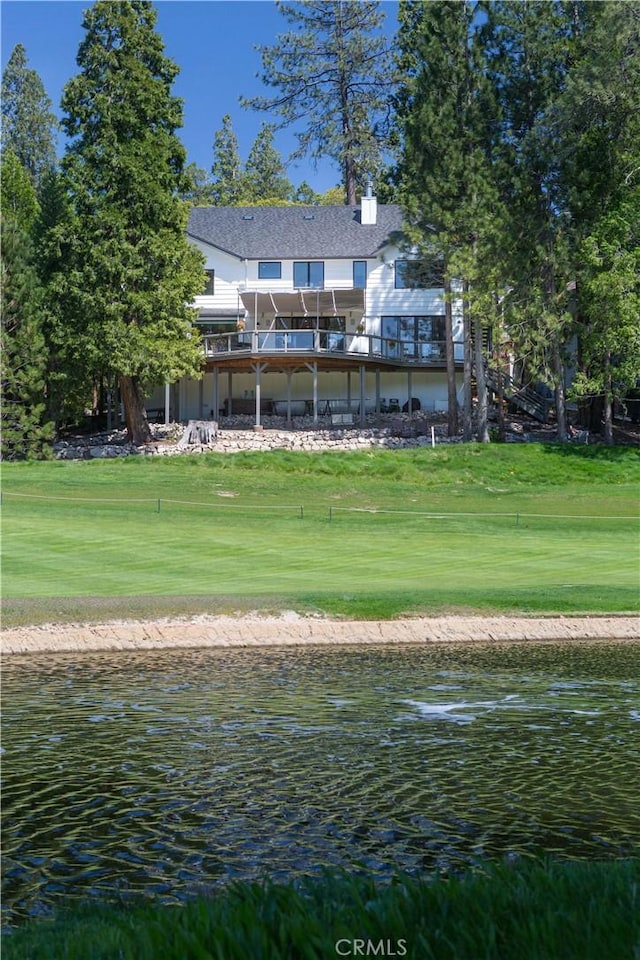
xmin=182 ymin=163 xmax=214 ymax=205
xmin=293 ymin=180 xmax=321 ymax=204
xmin=34 ymin=167 xmax=91 ymax=429
xmin=0 ymin=151 xmax=53 ymax=459
xmin=245 ymin=124 xmax=293 ymax=203
xmin=395 ymin=0 xmax=503 ymax=440
xmin=241 ymin=0 xmax=393 ymax=204
xmin=59 ymin=0 xmax=206 ymax=445
xmin=1 ymin=44 xmax=57 ymax=188
xmin=576 ymin=197 xmax=640 ymax=442
xmin=559 ymin=1 xmax=640 ymax=442
xmin=483 ymin=0 xmax=581 ymax=441
xmin=211 ymin=114 xmax=247 ymax=205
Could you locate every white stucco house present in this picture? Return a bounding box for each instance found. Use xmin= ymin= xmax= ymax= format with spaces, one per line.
xmin=147 ymin=186 xmax=465 ymax=426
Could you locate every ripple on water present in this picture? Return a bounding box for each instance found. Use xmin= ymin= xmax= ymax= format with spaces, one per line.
xmin=1 ymin=640 xmax=639 ymax=926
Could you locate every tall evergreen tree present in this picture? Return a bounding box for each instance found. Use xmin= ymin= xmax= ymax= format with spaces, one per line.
xmin=241 ymin=0 xmax=393 ymax=205
xmin=211 ymin=114 xmax=247 ymax=205
xmin=34 ymin=167 xmax=90 ymax=428
xmin=59 ymin=0 xmax=206 ymax=445
xmin=483 ymin=1 xmax=581 ymax=440
xmin=1 ymin=44 xmax=57 ymax=188
xmin=0 ymin=151 xmax=53 ymax=459
xmin=293 ymin=180 xmax=321 ymax=204
xmin=395 ymin=0 xmax=502 ymax=440
xmin=576 ymin=197 xmax=640 ymax=442
xmin=182 ymin=162 xmax=214 ymax=205
xmin=557 ymin=1 xmax=640 ymax=442
xmin=245 ymin=123 xmax=293 ymax=202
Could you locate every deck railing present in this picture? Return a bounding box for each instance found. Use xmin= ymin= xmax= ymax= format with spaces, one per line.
xmin=202 ymin=329 xmax=464 ymax=365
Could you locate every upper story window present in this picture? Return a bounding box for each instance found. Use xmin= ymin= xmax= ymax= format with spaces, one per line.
xmin=203 ymin=270 xmax=215 ymax=296
xmin=293 ymin=261 xmax=324 ymax=289
xmin=394 ymin=259 xmax=445 ymax=289
xmin=394 ymin=260 xmax=407 ymax=289
xmin=353 ymin=260 xmax=367 ymax=289
xmin=258 ymin=261 xmax=282 ymax=280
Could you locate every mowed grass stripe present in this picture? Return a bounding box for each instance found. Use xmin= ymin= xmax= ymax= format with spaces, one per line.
xmin=3 ymin=504 xmax=637 ymax=600
xmin=2 ymin=445 xmax=638 ymax=615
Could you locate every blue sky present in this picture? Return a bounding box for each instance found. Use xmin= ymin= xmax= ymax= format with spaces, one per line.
xmin=1 ymin=0 xmax=399 ymax=194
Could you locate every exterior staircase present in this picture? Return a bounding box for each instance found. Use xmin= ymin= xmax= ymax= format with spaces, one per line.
xmin=485 ymin=368 xmax=550 ymax=422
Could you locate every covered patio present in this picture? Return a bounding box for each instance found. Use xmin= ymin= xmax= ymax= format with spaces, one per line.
xmin=201 ymin=349 xmax=452 ymax=429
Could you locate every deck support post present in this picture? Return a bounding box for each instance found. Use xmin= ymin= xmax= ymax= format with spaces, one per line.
xmin=359 ymin=365 xmax=366 ymax=426
xmin=313 ymin=362 xmax=318 ymax=424
xmin=178 ymin=378 xmax=186 ymax=422
xmin=227 ymin=371 xmax=233 ymax=417
xmin=286 ymin=369 xmax=293 ymax=427
xmin=303 ymin=361 xmax=318 ymax=423
xmin=253 ymin=362 xmax=268 ymax=430
xmin=375 ymin=369 xmax=381 ymax=414
xmin=347 ymin=371 xmax=352 ymax=413
xmin=407 ymin=369 xmax=413 ymax=422
xmin=212 ymin=368 xmax=219 ymax=421
xmin=164 ymin=381 xmax=170 ymax=426
xmin=255 ymin=364 xmax=261 ymax=429
xmin=198 ymin=378 xmax=204 ymax=420
xmin=255 ymin=363 xmax=262 ymax=430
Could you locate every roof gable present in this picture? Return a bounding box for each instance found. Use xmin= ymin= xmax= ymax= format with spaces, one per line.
xmin=187 ymin=204 xmax=405 ymax=261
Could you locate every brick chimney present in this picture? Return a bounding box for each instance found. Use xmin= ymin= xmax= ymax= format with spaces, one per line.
xmin=360 ymin=180 xmax=377 ymax=225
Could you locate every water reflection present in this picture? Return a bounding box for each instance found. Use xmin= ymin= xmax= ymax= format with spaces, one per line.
xmin=2 ymin=640 xmax=639 ymax=925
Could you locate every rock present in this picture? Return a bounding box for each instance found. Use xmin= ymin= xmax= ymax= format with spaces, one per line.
xmin=49 ymin=414 xmax=472 ymax=460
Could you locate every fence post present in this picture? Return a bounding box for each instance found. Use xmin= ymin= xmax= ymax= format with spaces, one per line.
xmin=157 ymin=498 xmax=161 ymax=514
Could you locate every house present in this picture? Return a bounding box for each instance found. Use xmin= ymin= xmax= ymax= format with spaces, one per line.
xmin=147 ymin=185 xmax=465 ymax=426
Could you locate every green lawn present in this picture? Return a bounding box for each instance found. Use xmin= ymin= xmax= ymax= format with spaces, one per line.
xmin=2 ymin=443 xmax=639 ymax=626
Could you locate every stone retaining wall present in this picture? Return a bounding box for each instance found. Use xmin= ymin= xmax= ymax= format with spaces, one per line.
xmin=54 ymin=414 xmax=461 ymax=459
xmin=53 ymin=412 xmax=552 ymax=460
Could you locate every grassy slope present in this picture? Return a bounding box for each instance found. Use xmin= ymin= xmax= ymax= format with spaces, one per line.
xmin=3 ymin=860 xmax=639 ymax=960
xmin=2 ymin=444 xmax=638 ymax=626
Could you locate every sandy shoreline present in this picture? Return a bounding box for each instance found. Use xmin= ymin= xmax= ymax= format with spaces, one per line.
xmin=1 ymin=613 xmax=638 ymax=655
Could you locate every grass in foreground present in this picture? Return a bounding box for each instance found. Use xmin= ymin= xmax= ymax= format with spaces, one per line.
xmin=2 ymin=444 xmax=638 ymax=626
xmin=3 ymin=859 xmax=639 ymax=960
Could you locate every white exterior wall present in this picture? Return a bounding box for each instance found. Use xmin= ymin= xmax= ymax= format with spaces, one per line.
xmin=147 ymin=235 xmax=466 ymax=420
xmin=191 ymin=238 xmax=246 ymax=314
xmin=191 ymin=237 xmax=464 ymax=347
xmin=364 ymin=245 xmax=464 ymax=347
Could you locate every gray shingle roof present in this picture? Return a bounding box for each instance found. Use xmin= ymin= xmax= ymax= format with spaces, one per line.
xmin=187 ymin=204 xmax=405 ymax=260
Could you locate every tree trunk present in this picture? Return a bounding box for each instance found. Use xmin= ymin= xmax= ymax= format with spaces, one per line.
xmin=119 ymin=374 xmax=152 ymax=445
xmin=497 ymin=352 xmax=506 ymax=443
xmin=91 ymin=379 xmax=100 ymax=418
xmin=552 ymin=338 xmax=567 ymax=441
xmin=603 ymin=352 xmax=614 ymax=445
xmin=344 ymin=148 xmax=357 ymax=205
xmin=462 ymin=282 xmax=473 ymax=441
xmin=474 ymin=316 xmax=490 ymax=443
xmin=444 ymin=277 xmax=458 ymax=437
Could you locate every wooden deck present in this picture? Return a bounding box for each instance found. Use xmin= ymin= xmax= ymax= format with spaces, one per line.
xmin=202 ymin=329 xmax=461 ymax=374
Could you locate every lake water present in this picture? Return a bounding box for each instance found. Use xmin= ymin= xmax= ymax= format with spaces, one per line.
xmin=2 ymin=640 xmax=639 ymax=926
